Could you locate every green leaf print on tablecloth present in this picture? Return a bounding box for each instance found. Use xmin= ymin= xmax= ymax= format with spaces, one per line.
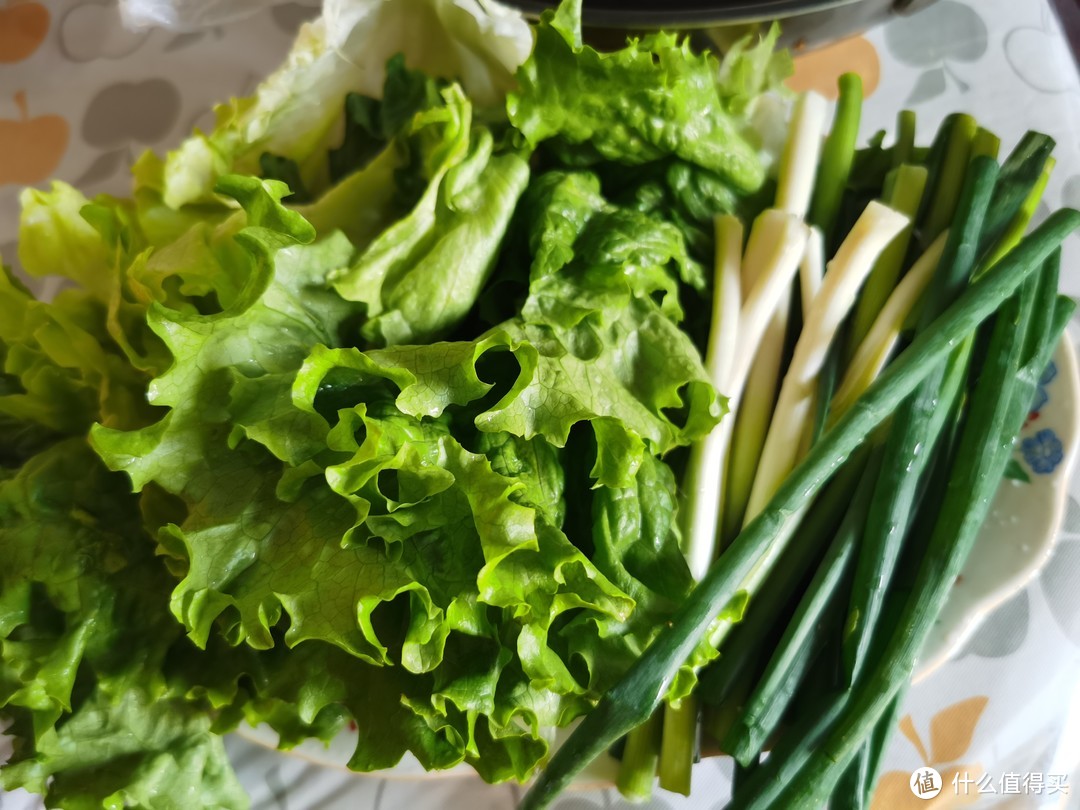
xmin=1005 ymin=2 xmax=1076 ymax=94
xmin=959 ymin=590 xmax=1030 ymax=659
xmin=884 ymin=0 xmax=987 ymax=103
xmin=1041 ymin=538 xmax=1080 ymax=645
xmin=963 ymin=497 xmax=1080 ymax=658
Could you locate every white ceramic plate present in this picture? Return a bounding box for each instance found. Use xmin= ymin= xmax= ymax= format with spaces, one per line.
xmin=239 ymin=334 xmax=1080 ymax=778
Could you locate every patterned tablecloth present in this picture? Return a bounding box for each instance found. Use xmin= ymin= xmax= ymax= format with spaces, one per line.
xmin=3 ymin=0 xmax=1080 ymax=808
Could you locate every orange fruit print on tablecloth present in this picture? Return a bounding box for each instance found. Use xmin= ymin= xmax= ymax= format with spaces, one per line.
xmin=0 ymin=1 xmax=49 ymax=63
xmin=871 ymin=696 xmax=989 ymax=809
xmin=0 ymin=92 xmax=69 ymax=186
xmin=788 ymin=35 xmax=881 ymax=99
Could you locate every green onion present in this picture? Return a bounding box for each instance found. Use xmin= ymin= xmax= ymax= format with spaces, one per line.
xmin=732 ymin=757 xmax=760 ymax=801
xmin=971 ymin=127 xmax=1001 ymax=161
xmin=776 ymin=93 xmax=829 ymax=219
xmin=808 ymin=339 xmax=842 ymax=446
xmin=720 ymin=214 xmax=807 ymax=544
xmin=724 ymin=449 xmax=884 ymax=765
xmin=723 ymin=78 xmax=859 ymax=544
xmin=977 ymin=133 xmax=1055 ymax=260
xmin=849 ymin=164 xmax=929 ymax=351
xmin=702 ymin=657 xmax=759 ymax=745
xmin=863 ymin=686 xmax=907 ymax=804
xmin=809 ymin=73 xmax=863 ymax=242
xmin=832 ymin=754 xmax=869 ymax=810
xmin=727 ymin=691 xmax=850 ymax=810
xmin=842 ymin=157 xmax=1000 ymax=685
xmin=891 ymin=110 xmax=916 ymax=168
xmin=657 ymin=697 xmax=697 ymax=795
xmin=763 ymin=262 xmax=1065 ymax=809
xmin=921 ymin=114 xmax=977 ymax=242
xmin=697 ymin=452 xmax=867 ymax=707
xmin=615 ymin=711 xmax=661 ymax=801
xmin=982 ymin=155 xmax=1054 ymax=272
xmin=681 ymin=215 xmax=745 ymax=580
xmin=746 ymin=202 xmax=907 ymax=519
xmin=799 ymin=226 xmax=825 ymax=315
xmin=830 ymin=232 xmax=948 ymax=423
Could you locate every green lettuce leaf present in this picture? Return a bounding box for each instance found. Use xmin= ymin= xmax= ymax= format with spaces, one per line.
xmin=157 ymin=0 xmax=531 ymax=209
xmin=3 ymin=686 xmax=246 ymax=810
xmin=331 ymin=85 xmax=531 ymax=346
xmin=88 ymin=169 xmax=647 ymax=783
xmin=715 ymin=22 xmax=792 ymax=117
xmin=259 ymin=54 xmax=448 ymax=204
xmin=0 ymin=262 xmax=156 ymax=439
xmin=0 ymin=440 xmax=247 ymax=810
xmin=2 ymin=1 xmax=767 ymax=804
xmin=507 ymin=0 xmax=765 ymax=193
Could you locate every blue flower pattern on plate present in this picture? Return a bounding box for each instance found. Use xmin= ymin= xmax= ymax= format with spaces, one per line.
xmin=1030 ymin=360 xmax=1058 ymax=413
xmin=1022 ymin=428 xmax=1064 ymax=474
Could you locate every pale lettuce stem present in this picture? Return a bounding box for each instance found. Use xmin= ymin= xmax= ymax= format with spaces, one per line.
xmin=809 ymin=73 xmax=863 ymax=239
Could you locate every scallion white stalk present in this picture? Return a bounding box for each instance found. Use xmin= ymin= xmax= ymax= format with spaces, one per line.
xmin=744 ymin=201 xmax=909 ymax=520
xmin=776 ymin=92 xmax=829 ymax=219
xmin=682 ymin=212 xmax=807 ymax=577
xmin=799 ymin=226 xmax=825 ymax=315
xmin=720 ymin=92 xmax=826 ymax=544
xmin=682 ymin=215 xmax=743 ymax=581
xmin=731 ymin=212 xmax=811 ymax=390
xmin=829 ymin=231 xmax=949 ymax=424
